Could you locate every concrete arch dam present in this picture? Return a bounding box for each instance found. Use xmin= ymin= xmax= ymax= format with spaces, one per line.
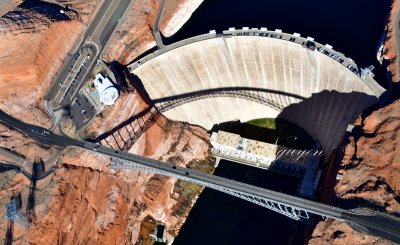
xmin=128 ymin=28 xmax=385 ymax=156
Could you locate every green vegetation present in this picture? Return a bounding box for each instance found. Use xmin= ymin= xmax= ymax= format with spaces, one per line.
xmin=247 ymin=118 xmax=276 ymax=129
xmin=170 ymin=158 xmax=214 ymax=220
xmin=230 ymin=118 xmax=315 ymax=150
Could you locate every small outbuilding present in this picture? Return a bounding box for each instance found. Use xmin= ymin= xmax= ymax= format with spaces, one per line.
xmin=92 ymin=73 xmax=118 ymax=106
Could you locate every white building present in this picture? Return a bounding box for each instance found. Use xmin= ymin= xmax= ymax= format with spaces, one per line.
xmin=93 ymin=73 xmax=118 ymax=106
xmin=210 ymin=131 xmax=316 ymax=169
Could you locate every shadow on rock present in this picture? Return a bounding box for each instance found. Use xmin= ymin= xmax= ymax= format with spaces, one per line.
xmin=19 ymin=0 xmax=72 ymax=21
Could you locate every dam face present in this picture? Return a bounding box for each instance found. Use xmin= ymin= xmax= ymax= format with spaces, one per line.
xmin=129 ymin=28 xmax=385 ymax=155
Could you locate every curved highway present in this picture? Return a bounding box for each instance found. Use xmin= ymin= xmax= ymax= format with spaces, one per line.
xmin=0 ymin=109 xmax=399 ymax=243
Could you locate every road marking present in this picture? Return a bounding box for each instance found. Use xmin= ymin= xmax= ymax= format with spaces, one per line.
xmin=88 ymin=0 xmax=121 ymax=43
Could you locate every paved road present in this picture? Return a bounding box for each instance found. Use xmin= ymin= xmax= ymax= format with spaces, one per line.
xmin=0 ymin=109 xmax=399 ymax=243
xmin=0 ymin=146 xmax=59 ymax=176
xmin=153 ymin=0 xmax=166 ymax=48
xmin=45 ymin=0 xmax=131 ymax=111
xmin=343 ymin=211 xmax=400 ymax=243
xmin=127 ymin=28 xmax=386 ymax=100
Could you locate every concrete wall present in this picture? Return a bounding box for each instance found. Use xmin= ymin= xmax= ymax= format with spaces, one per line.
xmin=130 ymin=29 xmax=385 ymax=156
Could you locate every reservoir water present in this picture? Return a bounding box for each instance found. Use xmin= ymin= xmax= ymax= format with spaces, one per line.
xmin=166 ymin=0 xmax=391 ymax=88
xmin=169 ymin=0 xmax=391 ymax=244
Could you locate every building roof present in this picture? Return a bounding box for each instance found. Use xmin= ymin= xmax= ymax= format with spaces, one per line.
xmin=210 ymin=131 xmax=318 ymax=165
xmin=93 ymin=73 xmax=118 ymax=106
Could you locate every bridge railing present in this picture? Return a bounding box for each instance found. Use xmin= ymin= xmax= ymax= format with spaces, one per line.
xmin=107 ymin=157 xmax=344 ymax=221
xmin=109 ymin=158 xmax=310 ymax=220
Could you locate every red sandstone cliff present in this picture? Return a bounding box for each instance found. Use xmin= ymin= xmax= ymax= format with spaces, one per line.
xmin=311 ymin=1 xmax=400 ymax=241
xmin=382 ymin=0 xmax=400 ymax=84
xmin=4 ymin=1 xmax=399 ymax=244
xmin=1 ymin=94 xmax=214 ymax=244
xmin=309 ymin=99 xmax=400 ymax=244
xmin=0 ymin=0 xmax=101 ymax=128
xmin=309 ymin=219 xmax=393 ymax=245
xmin=102 ymin=0 xmax=205 ymax=64
xmin=0 ymin=1 xmax=212 ymax=244
xmin=1 ymin=85 xmax=214 ymax=244
xmin=160 ymin=0 xmax=204 ymax=37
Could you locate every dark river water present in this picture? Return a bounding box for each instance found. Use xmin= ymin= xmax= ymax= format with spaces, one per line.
xmin=174 ymin=160 xmax=301 ymax=245
xmin=169 ymin=0 xmax=391 ymax=244
xmin=166 ymin=0 xmax=391 ymax=88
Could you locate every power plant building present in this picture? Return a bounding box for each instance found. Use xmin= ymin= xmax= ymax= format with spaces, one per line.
xmin=210 ymin=131 xmax=322 ymax=198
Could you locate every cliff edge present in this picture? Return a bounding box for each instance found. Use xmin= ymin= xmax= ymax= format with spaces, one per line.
xmin=309 ymin=99 xmax=400 ymax=244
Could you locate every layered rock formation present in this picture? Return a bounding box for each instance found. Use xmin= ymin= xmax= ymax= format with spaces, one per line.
xmin=0 ymin=172 xmax=31 ymax=244
xmin=309 ymin=219 xmax=393 ymax=244
xmin=101 ymin=0 xmax=160 ymax=64
xmin=0 ymin=6 xmax=101 ymax=242
xmin=382 ymin=0 xmax=400 ymax=84
xmin=160 ymin=0 xmax=204 ymax=37
xmin=310 ymin=99 xmax=400 ymax=243
xmin=102 ymin=0 xmax=205 ymax=64
xmin=0 ymin=100 xmax=214 ymax=244
xmin=312 ymin=1 xmax=400 ymax=241
xmin=0 ymin=1 xmax=214 ymax=244
xmin=2 ymin=0 xmax=398 ymax=244
xmin=0 ymin=0 xmax=100 ymax=127
xmin=27 ymin=139 xmax=213 ymax=244
xmin=335 ymin=99 xmax=400 ymax=213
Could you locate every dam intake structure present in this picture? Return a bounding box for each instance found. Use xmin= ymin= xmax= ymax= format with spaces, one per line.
xmin=128 ymin=28 xmax=386 ymax=157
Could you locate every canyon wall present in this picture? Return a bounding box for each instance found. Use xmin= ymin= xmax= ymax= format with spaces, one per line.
xmin=25 ymin=120 xmax=213 ymax=244
xmin=0 ymin=0 xmax=101 ymax=127
xmin=382 ymin=0 xmax=400 ymax=84
xmin=1 ymin=72 xmax=215 ymax=244
xmin=309 ymin=99 xmax=400 ymax=244
xmin=311 ymin=1 xmax=400 ymax=242
xmin=160 ymin=0 xmax=204 ymax=37
xmin=309 ymin=219 xmax=393 ymax=244
xmin=2 ymin=1 xmax=399 ymax=244
xmin=102 ymin=0 xmax=205 ymax=64
xmin=335 ymin=99 xmax=400 ymax=213
xmin=0 ymin=1 xmax=213 ymax=244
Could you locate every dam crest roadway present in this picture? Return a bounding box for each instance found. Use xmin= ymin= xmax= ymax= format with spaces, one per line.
xmin=0 ymin=110 xmax=400 ymax=243
xmin=11 ymin=2 xmax=396 ymax=240
xmin=128 ymin=27 xmax=386 ymax=156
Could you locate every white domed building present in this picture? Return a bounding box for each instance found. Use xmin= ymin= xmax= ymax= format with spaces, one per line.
xmin=93 ymin=73 xmax=119 ymax=106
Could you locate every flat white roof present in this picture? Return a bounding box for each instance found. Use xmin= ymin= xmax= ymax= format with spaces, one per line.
xmin=93 ymin=73 xmax=118 ymax=106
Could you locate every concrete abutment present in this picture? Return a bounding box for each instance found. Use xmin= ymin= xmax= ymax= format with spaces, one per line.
xmin=128 ymin=28 xmax=385 ymax=157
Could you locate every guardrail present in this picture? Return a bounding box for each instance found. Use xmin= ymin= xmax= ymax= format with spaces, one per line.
xmin=128 ymin=27 xmax=369 ymax=80
xmin=222 ymin=27 xmax=362 ymax=75
xmin=127 ymin=32 xmax=218 ymax=71
xmin=127 ymin=27 xmax=386 ymax=98
xmin=44 ymin=100 xmax=57 ymax=131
